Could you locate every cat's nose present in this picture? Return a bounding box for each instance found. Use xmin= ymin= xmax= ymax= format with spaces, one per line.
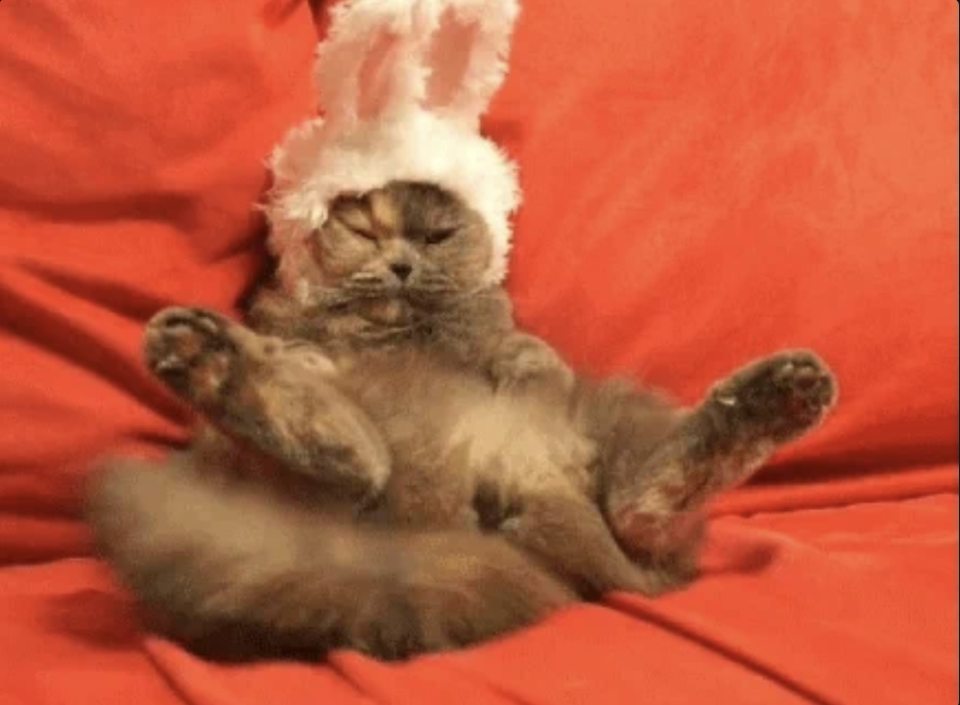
xmin=390 ymin=262 xmax=413 ymax=282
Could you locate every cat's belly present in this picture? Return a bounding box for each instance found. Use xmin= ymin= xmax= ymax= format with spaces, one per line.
xmin=339 ymin=353 xmax=597 ymax=496
xmin=442 ymin=393 xmax=596 ymax=490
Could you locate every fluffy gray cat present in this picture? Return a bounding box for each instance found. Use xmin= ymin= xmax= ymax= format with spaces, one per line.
xmin=87 ymin=180 xmax=837 ymax=661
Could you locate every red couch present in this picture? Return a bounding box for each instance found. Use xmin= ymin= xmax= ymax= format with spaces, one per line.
xmin=1 ymin=1 xmax=957 ymax=703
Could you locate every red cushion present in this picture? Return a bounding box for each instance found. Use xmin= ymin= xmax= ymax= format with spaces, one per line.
xmin=0 ymin=0 xmax=318 ymax=561
xmin=0 ymin=0 xmax=957 ymax=703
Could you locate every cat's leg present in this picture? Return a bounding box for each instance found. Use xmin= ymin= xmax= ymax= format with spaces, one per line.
xmin=376 ymin=445 xmax=482 ymax=531
xmin=143 ymin=306 xmax=391 ymax=504
xmin=602 ymin=351 xmax=837 ymax=581
xmin=494 ymin=488 xmax=680 ymax=598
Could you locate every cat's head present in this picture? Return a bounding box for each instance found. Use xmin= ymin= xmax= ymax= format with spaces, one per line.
xmin=302 ymin=180 xmax=494 ymax=307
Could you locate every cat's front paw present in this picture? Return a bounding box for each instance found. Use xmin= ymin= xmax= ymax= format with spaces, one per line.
xmin=489 ymin=334 xmax=574 ymax=392
xmin=144 ymin=308 xmax=240 ymax=409
xmin=709 ymin=350 xmax=838 ymax=443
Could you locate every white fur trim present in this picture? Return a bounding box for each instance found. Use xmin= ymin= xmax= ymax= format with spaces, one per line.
xmin=264 ymin=0 xmax=522 ymax=296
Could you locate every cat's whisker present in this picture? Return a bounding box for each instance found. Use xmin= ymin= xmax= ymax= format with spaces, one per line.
xmin=344 ymin=281 xmax=391 ymax=296
xmin=351 ymin=273 xmax=386 ymax=284
xmin=408 ymin=286 xmax=455 ymax=296
xmin=416 ymin=273 xmax=454 ymax=287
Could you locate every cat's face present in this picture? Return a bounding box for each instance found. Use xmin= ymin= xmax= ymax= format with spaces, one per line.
xmin=307 ymin=181 xmax=493 ymax=307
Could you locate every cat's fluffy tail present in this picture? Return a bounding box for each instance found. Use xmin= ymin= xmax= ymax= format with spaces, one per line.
xmin=85 ymin=456 xmax=575 ymax=661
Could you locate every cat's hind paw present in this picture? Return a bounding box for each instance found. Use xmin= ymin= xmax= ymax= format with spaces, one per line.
xmin=709 ymin=350 xmax=838 ymax=444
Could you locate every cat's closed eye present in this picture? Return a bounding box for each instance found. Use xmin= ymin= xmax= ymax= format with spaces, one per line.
xmin=327 ymin=214 xmax=378 ymax=244
xmin=424 ymin=227 xmax=457 ymax=245
xmin=347 ymin=226 xmax=378 ymax=243
xmin=312 ymin=225 xmax=376 ymax=245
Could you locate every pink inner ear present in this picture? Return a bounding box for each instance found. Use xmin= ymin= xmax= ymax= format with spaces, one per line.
xmin=357 ymin=31 xmax=402 ymax=120
xmin=424 ymin=9 xmax=480 ymax=110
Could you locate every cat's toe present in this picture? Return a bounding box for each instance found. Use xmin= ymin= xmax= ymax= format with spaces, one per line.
xmin=772 ymin=353 xmax=837 ymax=416
xmin=147 ymin=307 xmax=227 ymax=341
xmin=144 ymin=308 xmax=238 ymax=406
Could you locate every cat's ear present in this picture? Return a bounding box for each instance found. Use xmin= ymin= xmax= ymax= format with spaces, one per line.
xmin=314 ymin=0 xmax=432 ymax=130
xmin=420 ymin=0 xmax=520 ymax=128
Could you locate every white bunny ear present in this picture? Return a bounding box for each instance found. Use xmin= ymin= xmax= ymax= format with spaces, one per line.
xmin=314 ymin=0 xmax=432 ymax=129
xmin=421 ymin=0 xmax=520 ymax=127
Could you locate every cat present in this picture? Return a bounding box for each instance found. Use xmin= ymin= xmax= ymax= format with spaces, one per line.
xmin=86 ymin=180 xmax=837 ymax=661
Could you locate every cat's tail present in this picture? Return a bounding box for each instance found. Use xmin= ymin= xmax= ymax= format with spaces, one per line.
xmin=85 ymin=455 xmax=576 ymax=661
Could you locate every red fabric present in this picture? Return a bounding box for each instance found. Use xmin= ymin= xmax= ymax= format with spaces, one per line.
xmin=0 ymin=0 xmax=957 ymax=703
xmin=0 ymin=0 xmax=318 ymax=561
xmin=1 ymin=495 xmax=956 ymax=704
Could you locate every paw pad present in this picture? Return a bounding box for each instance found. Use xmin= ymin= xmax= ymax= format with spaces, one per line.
xmin=144 ymin=308 xmax=238 ymax=406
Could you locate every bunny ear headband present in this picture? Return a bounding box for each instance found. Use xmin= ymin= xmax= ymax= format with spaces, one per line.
xmin=265 ymin=0 xmax=522 ymax=300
